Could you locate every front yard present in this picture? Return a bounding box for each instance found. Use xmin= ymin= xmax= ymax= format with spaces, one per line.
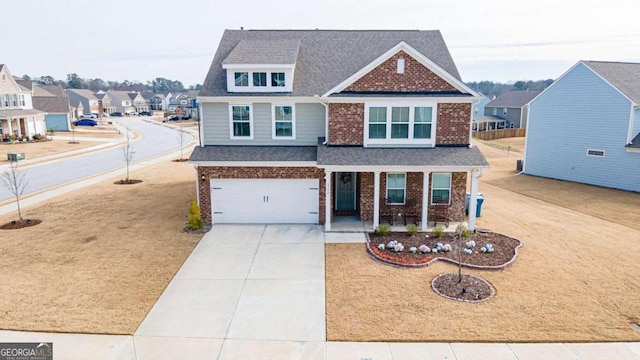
xmin=0 ymin=139 xmax=102 ymax=165
xmin=326 ymin=138 xmax=640 ymax=342
xmin=0 ymin=159 xmax=201 ymax=334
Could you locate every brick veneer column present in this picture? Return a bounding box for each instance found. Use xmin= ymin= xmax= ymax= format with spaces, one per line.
xmin=197 ymin=166 xmax=325 ymax=225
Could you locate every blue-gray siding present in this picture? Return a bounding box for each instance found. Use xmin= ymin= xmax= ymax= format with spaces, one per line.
xmin=633 ymin=108 xmax=640 ymax=141
xmin=45 ymin=114 xmax=70 ymax=131
xmin=525 ymin=62 xmax=640 ymax=192
xmin=484 ymin=106 xmax=523 ymax=127
xmin=202 ymin=102 xmax=325 ymax=146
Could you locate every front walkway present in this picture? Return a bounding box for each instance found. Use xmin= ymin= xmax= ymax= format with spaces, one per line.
xmin=1 ymin=225 xmax=639 ymax=359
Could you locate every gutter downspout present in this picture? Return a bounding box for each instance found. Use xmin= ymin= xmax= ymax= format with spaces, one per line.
xmin=316 ymin=95 xmax=329 ymax=145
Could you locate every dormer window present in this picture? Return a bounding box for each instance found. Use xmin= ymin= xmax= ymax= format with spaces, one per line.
xmin=234 ymin=72 xmax=249 ymax=87
xmin=271 ymin=73 xmax=285 ymax=87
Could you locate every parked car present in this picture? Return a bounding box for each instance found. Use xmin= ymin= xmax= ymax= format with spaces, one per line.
xmin=101 ymin=112 xmax=110 ymax=117
xmin=110 ymin=112 xmax=123 ymax=117
xmin=82 ymin=113 xmax=97 ymax=119
xmin=125 ymin=110 xmax=139 ymax=116
xmin=73 ymin=118 xmax=98 ymax=126
xmin=139 ymin=111 xmax=152 ymax=116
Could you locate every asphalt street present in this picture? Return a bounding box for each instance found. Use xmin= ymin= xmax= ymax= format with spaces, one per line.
xmin=0 ymin=118 xmax=192 ymax=202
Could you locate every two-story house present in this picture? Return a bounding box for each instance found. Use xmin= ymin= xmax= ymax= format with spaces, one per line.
xmin=106 ymin=90 xmax=145 ymax=114
xmin=66 ymin=89 xmax=100 ymax=115
xmin=94 ymin=92 xmax=117 ymax=115
xmin=31 ymin=84 xmax=73 ymax=131
xmin=484 ymin=89 xmax=540 ymax=129
xmin=0 ymin=64 xmax=47 ymax=139
xmin=149 ymin=94 xmax=166 ymax=111
xmin=189 ymin=30 xmax=489 ymax=231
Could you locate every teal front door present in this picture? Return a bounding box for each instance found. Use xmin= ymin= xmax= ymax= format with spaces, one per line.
xmin=335 ymin=172 xmax=356 ymax=211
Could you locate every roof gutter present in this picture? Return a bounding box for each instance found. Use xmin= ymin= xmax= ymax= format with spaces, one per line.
xmin=315 ymin=95 xmax=329 ymax=145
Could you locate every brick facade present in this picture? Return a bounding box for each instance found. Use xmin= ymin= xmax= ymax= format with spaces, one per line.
xmin=436 ymin=103 xmax=471 ymax=145
xmin=328 ymin=103 xmax=364 ymax=145
xmin=197 ymin=166 xmax=326 ymax=225
xmin=357 ymin=172 xmax=466 ymax=223
xmin=345 ymin=51 xmax=458 ymax=93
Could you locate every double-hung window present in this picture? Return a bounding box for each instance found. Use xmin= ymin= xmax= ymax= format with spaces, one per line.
xmin=368 ymin=107 xmax=387 ymax=139
xmin=414 ymin=107 xmax=433 ymax=139
xmin=386 ymin=173 xmax=406 ymax=204
xmin=366 ymin=103 xmax=435 ymax=145
xmin=253 ymin=72 xmax=267 ymax=87
xmin=391 ymin=107 xmax=409 ymax=138
xmin=273 ymin=105 xmax=294 ymax=138
xmin=230 ymin=105 xmax=252 ymax=138
xmin=234 ymin=72 xmax=249 ymax=87
xmin=271 ymin=72 xmax=285 ymax=87
xmin=431 ymin=173 xmax=452 ymax=205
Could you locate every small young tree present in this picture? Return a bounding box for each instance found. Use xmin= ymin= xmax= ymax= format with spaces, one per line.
xmin=0 ymin=161 xmax=29 ymax=223
xmin=121 ymin=129 xmax=135 ymax=183
xmin=454 ymin=224 xmax=472 ymax=283
xmin=177 ymin=124 xmax=188 ymax=161
xmin=69 ymin=122 xmax=78 ymax=144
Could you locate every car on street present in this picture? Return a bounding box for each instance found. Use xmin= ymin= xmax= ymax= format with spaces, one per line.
xmin=125 ymin=110 xmax=139 ymax=116
xmin=139 ymin=111 xmax=152 ymax=116
xmin=82 ymin=113 xmax=98 ymax=119
xmin=110 ymin=112 xmax=123 ymax=117
xmin=73 ymin=118 xmax=98 ymax=126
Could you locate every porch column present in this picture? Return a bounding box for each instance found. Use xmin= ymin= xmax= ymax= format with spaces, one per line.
xmin=468 ymin=168 xmax=480 ymax=232
xmin=421 ymin=171 xmax=431 ymax=231
xmin=373 ymin=171 xmax=381 ymax=230
xmin=6 ymin=119 xmax=12 ymax=135
xmin=325 ymin=170 xmax=332 ymax=231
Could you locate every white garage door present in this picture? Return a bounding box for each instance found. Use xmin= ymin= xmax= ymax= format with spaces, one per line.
xmin=210 ymin=179 xmax=319 ymax=224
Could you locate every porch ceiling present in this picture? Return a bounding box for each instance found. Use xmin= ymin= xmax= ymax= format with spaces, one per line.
xmin=317 ymin=144 xmax=489 ymax=168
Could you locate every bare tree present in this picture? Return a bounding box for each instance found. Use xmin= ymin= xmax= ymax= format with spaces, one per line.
xmin=121 ymin=129 xmax=135 ymax=182
xmin=177 ymin=124 xmax=188 ymax=161
xmin=0 ymin=161 xmax=29 ymax=223
xmin=454 ymin=224 xmax=472 ymax=283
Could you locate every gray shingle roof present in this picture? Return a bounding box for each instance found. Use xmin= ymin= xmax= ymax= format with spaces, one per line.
xmin=486 ymin=90 xmax=541 ymax=108
xmin=15 ymin=80 xmax=32 ymax=91
xmin=189 ymin=145 xmax=318 ymax=162
xmin=223 ymin=39 xmax=301 ymax=65
xmin=584 ymin=61 xmax=640 ymax=104
xmin=201 ymin=29 xmax=462 ymax=97
xmin=38 ymin=85 xmax=67 ymax=98
xmin=0 ymin=64 xmax=4 ymax=72
xmin=0 ymin=109 xmax=46 ymax=118
xmin=32 ymin=96 xmax=70 ymax=113
xmin=317 ymin=145 xmax=489 ymax=167
xmin=67 ymin=89 xmax=98 ymax=100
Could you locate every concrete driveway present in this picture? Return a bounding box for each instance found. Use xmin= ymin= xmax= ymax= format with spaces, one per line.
xmin=135 ymin=224 xmax=326 ymax=359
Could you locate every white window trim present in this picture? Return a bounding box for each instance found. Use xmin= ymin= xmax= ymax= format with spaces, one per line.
xmin=386 ymin=172 xmax=406 ymax=205
xmin=493 ymin=108 xmax=497 ymax=116
xmin=431 ymin=173 xmax=452 ymax=205
xmin=228 ymin=104 xmax=254 ymax=140
xmin=271 ymin=103 xmax=296 ymax=140
xmin=364 ymin=101 xmax=437 ymax=147
xmin=226 ymin=69 xmax=293 ymax=93
xmin=586 ymin=149 xmax=605 ymax=157
xmin=502 ymin=108 xmax=508 ymax=116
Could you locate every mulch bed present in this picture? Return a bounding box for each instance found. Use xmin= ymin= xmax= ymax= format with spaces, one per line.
xmin=431 ymin=273 xmax=496 ymax=303
xmin=0 ymin=219 xmax=42 ymax=230
xmin=183 ymin=224 xmax=212 ymax=234
xmin=114 ymin=179 xmax=143 ymax=185
xmin=367 ymin=231 xmax=522 ymax=269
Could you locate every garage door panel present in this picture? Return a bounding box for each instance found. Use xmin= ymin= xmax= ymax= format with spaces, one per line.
xmin=210 ymin=179 xmax=319 ymax=224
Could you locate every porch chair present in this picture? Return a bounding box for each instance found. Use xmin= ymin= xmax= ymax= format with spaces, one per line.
xmin=380 ymin=199 xmax=394 ymax=225
xmin=404 ymin=198 xmax=420 ymax=225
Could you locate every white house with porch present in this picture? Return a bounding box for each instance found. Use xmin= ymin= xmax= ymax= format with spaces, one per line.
xmin=0 ymin=64 xmax=46 ymax=140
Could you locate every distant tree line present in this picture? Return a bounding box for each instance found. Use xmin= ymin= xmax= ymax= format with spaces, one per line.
xmin=466 ymin=79 xmax=554 ymax=98
xmin=20 ymin=73 xmax=202 ymax=93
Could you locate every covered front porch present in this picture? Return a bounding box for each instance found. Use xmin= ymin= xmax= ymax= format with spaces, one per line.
xmin=316 ymin=144 xmax=489 ymax=233
xmin=0 ymin=109 xmax=47 ymax=140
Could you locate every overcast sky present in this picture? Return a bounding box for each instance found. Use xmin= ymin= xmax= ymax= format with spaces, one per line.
xmin=2 ymin=0 xmax=639 ymax=86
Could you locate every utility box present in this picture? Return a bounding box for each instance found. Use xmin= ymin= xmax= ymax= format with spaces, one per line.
xmin=516 ymin=159 xmax=524 ymax=172
xmin=7 ymin=152 xmax=25 ymax=162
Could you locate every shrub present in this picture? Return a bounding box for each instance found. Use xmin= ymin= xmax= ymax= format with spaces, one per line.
xmin=374 ymin=224 xmax=391 ymax=236
xmin=187 ymin=200 xmax=204 ymax=230
xmin=433 ymin=226 xmax=444 ymax=238
xmin=406 ymin=223 xmax=418 ymax=236
xmin=455 ymin=224 xmax=472 ymax=239
xmin=47 ymin=127 xmax=56 ymax=135
xmin=32 ymin=133 xmax=44 ymax=141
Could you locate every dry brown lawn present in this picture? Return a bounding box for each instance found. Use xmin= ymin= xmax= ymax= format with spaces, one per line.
xmin=68 ymin=130 xmax=123 ymax=139
xmin=0 ymin=158 xmax=201 ymax=334
xmin=326 ymin=138 xmax=640 ymax=343
xmin=0 ymin=140 xmax=102 ymax=164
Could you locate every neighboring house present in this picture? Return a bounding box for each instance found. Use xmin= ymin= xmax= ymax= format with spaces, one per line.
xmin=129 ymin=92 xmax=150 ymax=112
xmin=32 ymin=84 xmax=73 ymax=131
xmin=484 ymin=89 xmax=540 ymax=128
xmin=189 ymin=30 xmax=489 ymax=231
xmin=162 ymin=92 xmax=173 ymax=110
xmin=141 ymin=91 xmax=155 ymax=111
xmin=94 ymin=92 xmax=117 ymax=114
xmin=185 ymin=90 xmax=199 ymax=119
xmin=0 ymin=64 xmax=47 ymax=139
xmin=70 ymin=99 xmax=84 ymax=119
xmin=472 ymin=92 xmax=491 ymax=117
xmin=525 ymin=60 xmax=640 ymax=193
xmin=149 ymin=94 xmax=166 ymax=110
xmin=106 ymin=90 xmax=138 ymax=113
xmin=66 ymin=89 xmax=100 ymax=114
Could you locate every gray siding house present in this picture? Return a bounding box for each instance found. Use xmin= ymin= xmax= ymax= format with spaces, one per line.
xmin=525 ymin=60 xmax=640 ymax=192
xmin=484 ymin=90 xmax=540 ymax=128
